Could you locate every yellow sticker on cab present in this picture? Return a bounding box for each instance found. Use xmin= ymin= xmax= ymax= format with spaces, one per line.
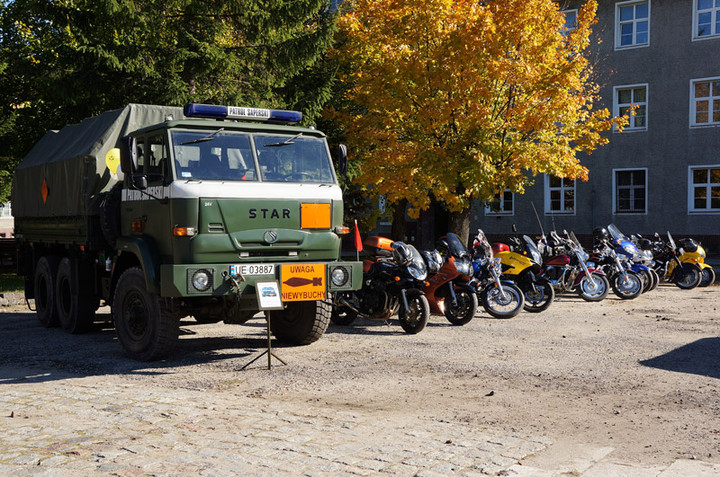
xmin=280 ymin=263 xmax=326 ymax=302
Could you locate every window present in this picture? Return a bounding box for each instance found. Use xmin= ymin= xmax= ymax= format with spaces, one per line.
xmin=562 ymin=9 xmax=578 ymax=34
xmin=0 ymin=203 xmax=11 ymax=218
xmin=614 ymin=84 xmax=648 ymax=131
xmin=694 ymin=0 xmax=720 ymax=39
xmin=545 ymin=176 xmax=575 ymax=214
xmin=689 ymin=166 xmax=720 ymax=212
xmin=485 ymin=189 xmax=514 ymax=215
xmin=616 ymin=1 xmax=650 ymax=48
xmin=691 ymin=77 xmax=720 ymax=126
xmin=613 ymin=169 xmax=647 ymax=214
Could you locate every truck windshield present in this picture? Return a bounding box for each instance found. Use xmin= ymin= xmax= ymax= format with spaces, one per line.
xmin=254 ymin=134 xmax=335 ymax=183
xmin=172 ymin=130 xmax=258 ymax=181
xmin=170 ymin=129 xmax=336 ymax=184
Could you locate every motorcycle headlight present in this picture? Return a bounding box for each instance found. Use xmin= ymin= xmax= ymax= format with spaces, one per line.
xmin=580 ymin=251 xmax=589 ymax=262
xmin=407 ymin=264 xmax=427 ymax=281
xmin=492 ymin=257 xmax=502 ymax=273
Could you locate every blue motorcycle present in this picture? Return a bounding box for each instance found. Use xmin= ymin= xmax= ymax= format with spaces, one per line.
xmin=608 ymin=224 xmax=659 ymax=292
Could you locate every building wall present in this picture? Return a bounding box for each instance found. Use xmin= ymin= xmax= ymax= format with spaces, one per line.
xmin=469 ymin=0 xmax=720 ymax=251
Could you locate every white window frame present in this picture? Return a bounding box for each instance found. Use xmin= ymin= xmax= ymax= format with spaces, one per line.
xmin=615 ymin=0 xmax=651 ymax=49
xmin=562 ymin=9 xmax=578 ymax=34
xmin=613 ymin=83 xmax=648 ymax=132
xmin=690 ymin=76 xmax=720 ymax=127
xmin=688 ymin=164 xmax=720 ymax=214
xmin=485 ymin=189 xmax=514 ymax=216
xmin=612 ymin=168 xmax=648 ymax=215
xmin=544 ymin=175 xmax=576 ymax=215
xmin=693 ymin=0 xmax=720 ymax=40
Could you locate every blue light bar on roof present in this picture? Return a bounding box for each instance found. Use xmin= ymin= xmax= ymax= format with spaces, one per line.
xmin=183 ymin=103 xmax=302 ymax=124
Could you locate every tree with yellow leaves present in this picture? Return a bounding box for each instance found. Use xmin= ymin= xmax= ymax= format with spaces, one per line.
xmin=331 ymin=0 xmax=624 ymax=243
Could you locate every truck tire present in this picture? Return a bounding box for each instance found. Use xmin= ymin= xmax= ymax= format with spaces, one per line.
xmin=34 ymin=255 xmax=60 ymax=328
xmin=112 ymin=267 xmax=178 ymax=361
xmin=269 ymin=300 xmax=331 ymax=345
xmin=55 ymin=257 xmax=95 ymax=334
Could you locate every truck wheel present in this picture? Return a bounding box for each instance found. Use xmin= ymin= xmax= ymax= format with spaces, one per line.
xmin=56 ymin=257 xmax=95 ymax=334
xmin=269 ymin=300 xmax=330 ymax=345
xmin=34 ymin=256 xmax=60 ymax=328
xmin=112 ymin=267 xmax=178 ymax=361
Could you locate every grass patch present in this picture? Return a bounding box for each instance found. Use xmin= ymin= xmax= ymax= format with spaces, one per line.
xmin=0 ymin=269 xmax=24 ymax=294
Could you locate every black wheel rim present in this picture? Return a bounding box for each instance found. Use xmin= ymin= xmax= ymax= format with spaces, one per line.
xmin=124 ymin=291 xmax=149 ymax=340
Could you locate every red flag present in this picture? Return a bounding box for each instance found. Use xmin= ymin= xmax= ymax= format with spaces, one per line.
xmin=354 ymin=220 xmax=363 ymax=252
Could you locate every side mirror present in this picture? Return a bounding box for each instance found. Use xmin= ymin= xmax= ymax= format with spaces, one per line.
xmin=120 ymin=136 xmax=138 ymax=174
xmin=132 ymin=174 xmax=147 ymax=190
xmin=337 ymin=144 xmax=348 ymax=176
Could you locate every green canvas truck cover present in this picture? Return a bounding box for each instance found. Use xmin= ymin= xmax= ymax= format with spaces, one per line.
xmin=12 ymin=104 xmax=184 ymax=218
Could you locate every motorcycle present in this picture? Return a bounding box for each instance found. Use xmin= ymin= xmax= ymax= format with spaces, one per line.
xmin=492 ymin=226 xmax=554 ymax=313
xmin=645 ymin=232 xmax=702 ymax=290
xmin=607 ymin=224 xmax=659 ymax=292
xmin=590 ymin=228 xmax=643 ymax=300
xmin=471 ymin=229 xmax=525 ymax=318
xmin=331 ymin=236 xmax=430 ymax=334
xmin=538 ymin=230 xmax=610 ymax=302
xmin=421 ymin=233 xmax=478 ymax=326
xmin=676 ymin=237 xmax=715 ymax=287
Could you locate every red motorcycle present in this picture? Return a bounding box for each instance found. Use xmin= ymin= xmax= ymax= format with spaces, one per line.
xmin=421 ymin=233 xmax=478 ymax=326
xmin=538 ymin=231 xmax=610 ymax=302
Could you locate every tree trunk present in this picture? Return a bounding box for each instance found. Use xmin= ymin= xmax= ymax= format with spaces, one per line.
xmin=390 ymin=198 xmax=408 ymax=242
xmin=448 ymin=207 xmax=471 ymax=248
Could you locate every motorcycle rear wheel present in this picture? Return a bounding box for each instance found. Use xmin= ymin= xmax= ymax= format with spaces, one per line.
xmin=522 ymin=278 xmax=554 ymax=313
xmin=611 ymin=271 xmax=643 ymax=300
xmin=700 ymin=267 xmax=716 ymax=287
xmin=398 ymin=294 xmax=429 ymax=334
xmin=330 ymin=305 xmax=358 ymax=326
xmin=480 ymin=282 xmax=524 ymax=319
xmin=576 ymin=272 xmax=609 ymax=302
xmin=444 ymin=288 xmax=478 ymax=326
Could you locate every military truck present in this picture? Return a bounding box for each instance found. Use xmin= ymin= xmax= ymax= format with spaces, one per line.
xmin=11 ymin=103 xmax=361 ymax=361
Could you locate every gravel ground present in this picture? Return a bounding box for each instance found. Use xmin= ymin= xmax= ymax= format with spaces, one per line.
xmin=1 ymin=282 xmax=719 ymax=469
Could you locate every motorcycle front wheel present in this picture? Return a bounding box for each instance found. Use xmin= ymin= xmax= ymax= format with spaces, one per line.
xmin=398 ymin=294 xmax=429 ymax=334
xmin=700 ymin=267 xmax=716 ymax=287
xmin=674 ymin=263 xmax=702 ymax=290
xmin=576 ymin=272 xmax=609 ymax=302
xmin=522 ymin=277 xmax=554 ymax=313
xmin=611 ymin=271 xmax=643 ymax=300
xmin=444 ymin=288 xmax=479 ymax=326
xmin=480 ymin=282 xmax=524 ymax=319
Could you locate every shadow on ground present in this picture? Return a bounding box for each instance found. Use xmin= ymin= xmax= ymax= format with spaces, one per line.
xmin=640 ymin=337 xmax=720 ymax=379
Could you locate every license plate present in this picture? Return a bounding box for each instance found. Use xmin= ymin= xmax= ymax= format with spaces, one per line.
xmin=229 ymin=264 xmax=275 ymax=276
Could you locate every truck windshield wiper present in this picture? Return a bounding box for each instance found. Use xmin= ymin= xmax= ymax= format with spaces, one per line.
xmin=180 ymin=128 xmax=225 ymax=145
xmin=264 ymin=133 xmax=302 ymax=147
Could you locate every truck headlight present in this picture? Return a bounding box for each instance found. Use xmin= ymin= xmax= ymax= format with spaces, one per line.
xmin=191 ymin=269 xmax=212 ymax=292
xmin=330 ymin=266 xmax=349 ymax=287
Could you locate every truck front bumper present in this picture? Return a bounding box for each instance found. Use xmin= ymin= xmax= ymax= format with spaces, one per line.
xmin=159 ymin=260 xmax=362 ymax=300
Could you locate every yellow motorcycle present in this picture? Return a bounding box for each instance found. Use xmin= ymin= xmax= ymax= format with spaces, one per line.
xmin=677 ymin=238 xmax=715 ymax=287
xmin=491 ymin=230 xmax=554 ymax=313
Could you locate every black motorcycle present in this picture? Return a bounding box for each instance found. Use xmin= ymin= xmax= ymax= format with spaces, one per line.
xmin=331 ymin=238 xmax=430 ymax=334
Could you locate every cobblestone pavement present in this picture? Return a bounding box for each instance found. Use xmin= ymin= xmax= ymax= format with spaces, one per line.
xmin=2 ymin=371 xmax=720 ymax=476
xmin=0 ymin=370 xmax=548 ymax=476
